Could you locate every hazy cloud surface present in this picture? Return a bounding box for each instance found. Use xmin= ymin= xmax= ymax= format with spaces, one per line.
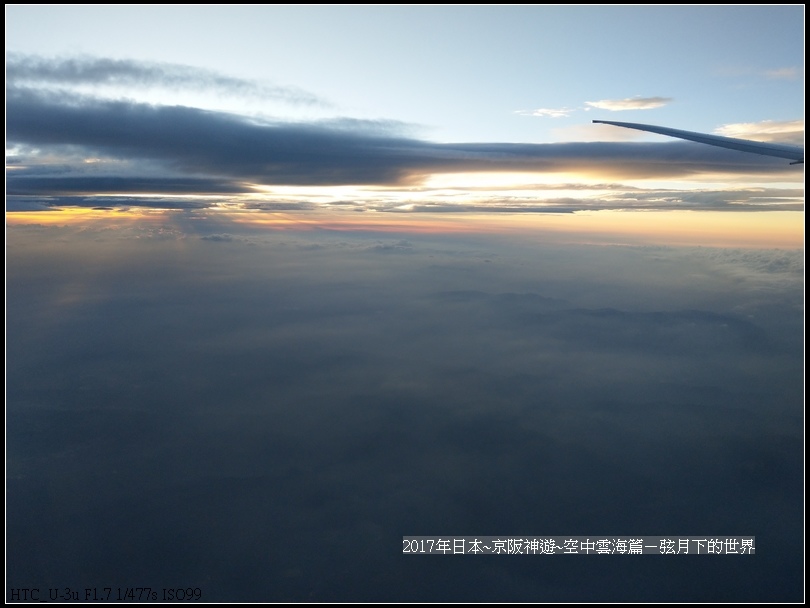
xmin=6 ymin=221 xmax=803 ymax=601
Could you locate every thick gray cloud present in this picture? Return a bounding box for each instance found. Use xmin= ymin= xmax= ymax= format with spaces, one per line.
xmin=6 ymin=223 xmax=803 ymax=601
xmin=6 ymin=176 xmax=247 ymax=196
xmin=7 ymin=86 xmax=798 ymax=203
xmin=7 ymin=57 xmax=802 ymax=216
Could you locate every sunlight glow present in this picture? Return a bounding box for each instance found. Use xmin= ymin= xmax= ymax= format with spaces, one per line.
xmin=8 ymin=205 xmax=800 ymax=249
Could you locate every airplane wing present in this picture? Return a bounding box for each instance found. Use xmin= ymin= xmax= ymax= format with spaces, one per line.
xmin=593 ymin=120 xmax=804 ymax=164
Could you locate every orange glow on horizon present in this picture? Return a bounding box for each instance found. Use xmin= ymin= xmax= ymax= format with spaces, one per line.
xmin=6 ymin=206 xmax=804 ymax=249
xmin=5 ymin=206 xmax=178 ymax=226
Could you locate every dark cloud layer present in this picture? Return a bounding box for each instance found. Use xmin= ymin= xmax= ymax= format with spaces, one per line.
xmin=6 ymin=176 xmax=247 ymax=196
xmin=7 ymin=86 xmax=797 ymax=201
xmin=6 ymin=224 xmax=803 ymax=601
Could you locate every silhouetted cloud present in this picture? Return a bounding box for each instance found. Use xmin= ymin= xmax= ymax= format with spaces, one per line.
xmin=7 ymin=176 xmax=248 ymax=196
xmin=7 ymin=88 xmax=796 ymax=202
xmin=6 ymin=56 xmax=802 ymax=219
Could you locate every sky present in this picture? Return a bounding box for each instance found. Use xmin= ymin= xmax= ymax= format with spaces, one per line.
xmin=5 ymin=4 xmax=805 ymax=244
xmin=5 ymin=5 xmax=805 ymax=603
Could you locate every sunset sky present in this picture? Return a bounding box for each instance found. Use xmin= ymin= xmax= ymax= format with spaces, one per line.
xmin=6 ymin=5 xmax=805 ymax=603
xmin=5 ymin=5 xmax=805 ymax=246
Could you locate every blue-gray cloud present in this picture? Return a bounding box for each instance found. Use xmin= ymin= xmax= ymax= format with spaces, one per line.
xmin=6 ymin=56 xmax=803 ymax=218
xmin=6 ymin=53 xmax=326 ymax=106
xmin=8 ymin=87 xmax=797 ymax=195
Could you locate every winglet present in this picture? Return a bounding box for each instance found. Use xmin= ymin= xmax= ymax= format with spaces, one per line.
xmin=593 ymin=120 xmax=803 ymax=164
